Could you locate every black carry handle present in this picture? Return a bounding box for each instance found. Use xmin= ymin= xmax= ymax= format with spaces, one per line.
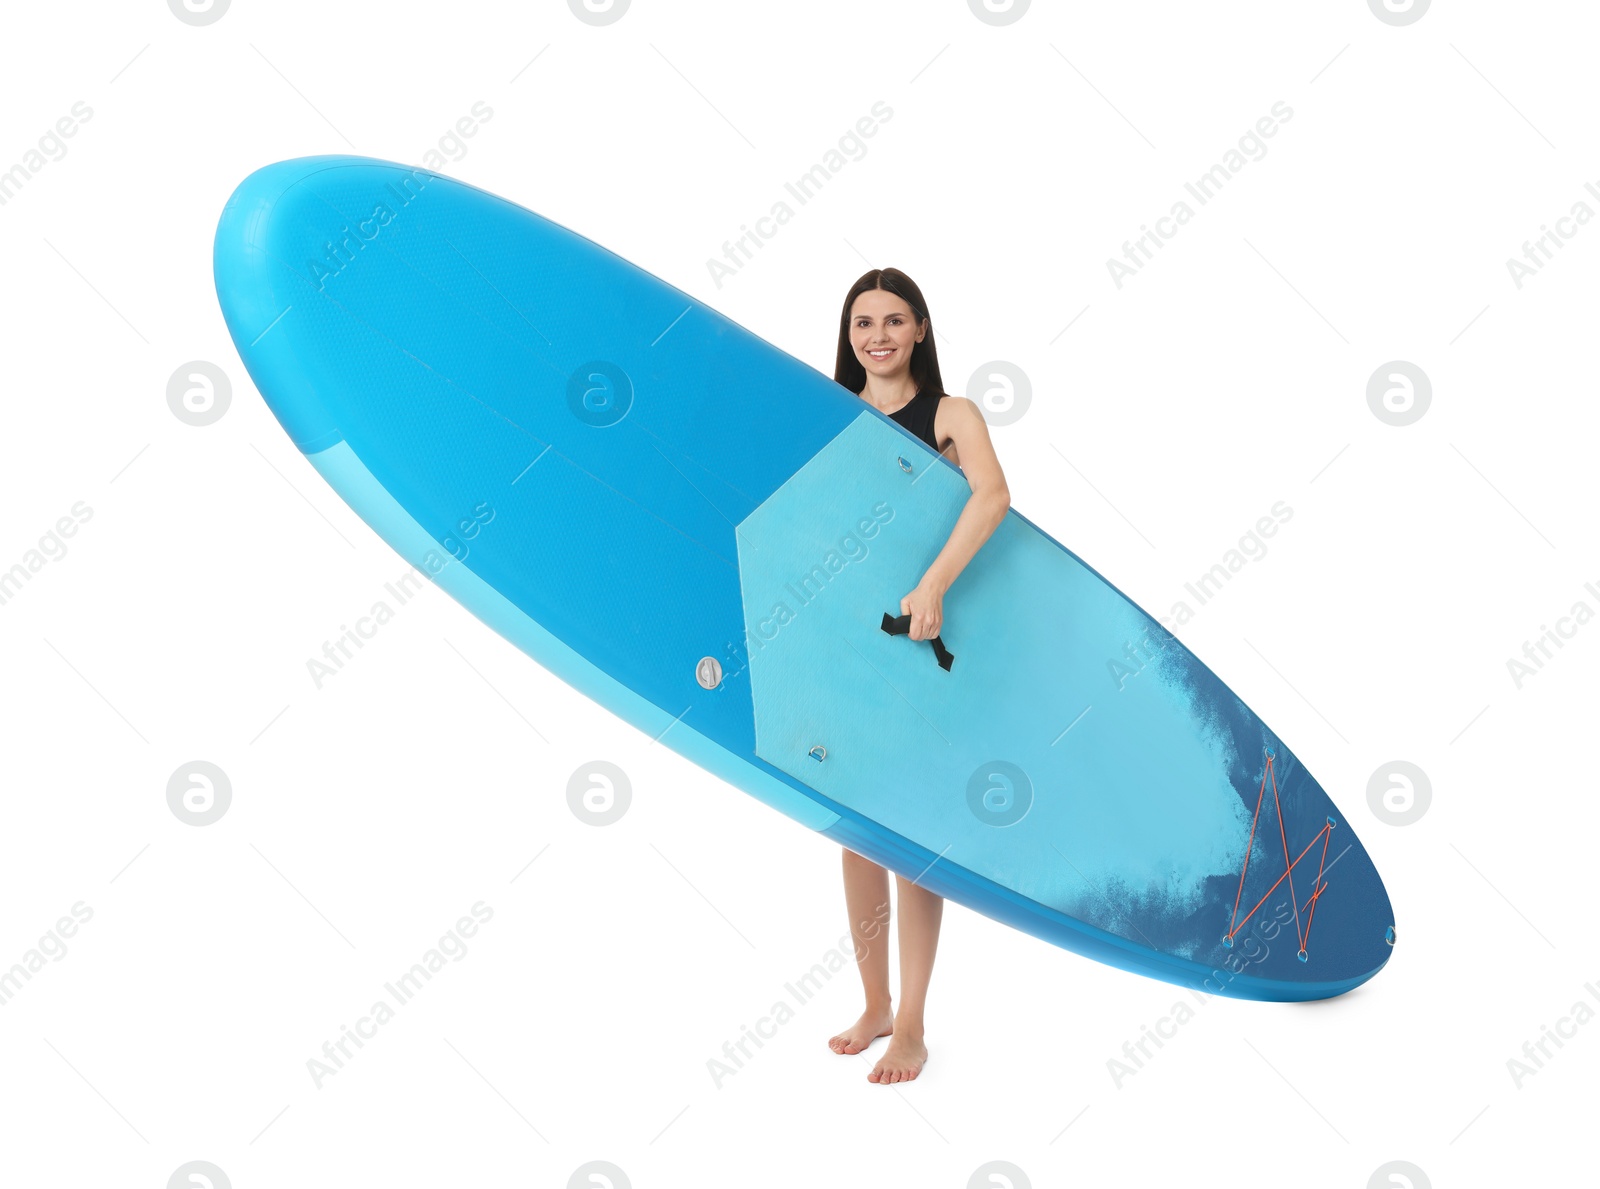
xmin=880 ymin=612 xmax=955 ymax=672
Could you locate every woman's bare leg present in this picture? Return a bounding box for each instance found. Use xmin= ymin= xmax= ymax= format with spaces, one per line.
xmin=868 ymin=872 xmax=942 ymax=1083
xmin=827 ymin=847 xmax=895 ymax=1054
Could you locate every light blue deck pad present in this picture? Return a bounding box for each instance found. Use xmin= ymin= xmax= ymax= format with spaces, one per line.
xmin=213 ymin=155 xmax=1393 ymax=1000
xmin=740 ymin=414 xmax=1245 ymax=929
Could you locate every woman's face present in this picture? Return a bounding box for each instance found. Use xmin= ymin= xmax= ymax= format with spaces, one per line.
xmin=850 ymin=290 xmax=925 ymax=379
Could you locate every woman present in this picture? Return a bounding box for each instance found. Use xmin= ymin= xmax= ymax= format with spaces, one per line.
xmin=826 ymin=268 xmax=1011 ymax=1083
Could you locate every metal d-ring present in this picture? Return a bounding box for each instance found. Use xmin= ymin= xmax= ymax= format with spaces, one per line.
xmin=808 ymin=745 xmax=827 ymax=762
xmin=896 ymin=455 xmax=913 ymax=473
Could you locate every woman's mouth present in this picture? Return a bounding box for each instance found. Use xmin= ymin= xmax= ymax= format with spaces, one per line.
xmin=867 ymin=348 xmax=895 ymax=360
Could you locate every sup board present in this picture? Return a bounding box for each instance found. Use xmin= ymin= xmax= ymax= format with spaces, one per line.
xmin=213 ymin=155 xmax=1394 ymax=1001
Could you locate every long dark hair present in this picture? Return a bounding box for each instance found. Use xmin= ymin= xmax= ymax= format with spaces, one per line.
xmin=833 ymin=267 xmax=947 ymax=399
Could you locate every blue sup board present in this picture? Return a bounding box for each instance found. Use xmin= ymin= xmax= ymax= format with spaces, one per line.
xmin=213 ymin=155 xmax=1394 ymax=1001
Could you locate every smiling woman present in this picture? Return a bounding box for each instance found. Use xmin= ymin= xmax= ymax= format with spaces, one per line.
xmin=825 ymin=266 xmax=1012 ymax=1085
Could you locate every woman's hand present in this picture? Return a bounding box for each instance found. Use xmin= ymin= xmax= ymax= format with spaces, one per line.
xmin=900 ymin=576 xmax=947 ymax=641
xmin=892 ymin=398 xmax=1009 ymax=646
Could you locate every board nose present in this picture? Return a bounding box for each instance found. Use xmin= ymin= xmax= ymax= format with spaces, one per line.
xmin=213 ymin=155 xmax=436 ymax=453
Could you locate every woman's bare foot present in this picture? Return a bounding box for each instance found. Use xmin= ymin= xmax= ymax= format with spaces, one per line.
xmin=828 ymin=1004 xmax=894 ymax=1055
xmin=867 ymin=1030 xmax=928 ymax=1083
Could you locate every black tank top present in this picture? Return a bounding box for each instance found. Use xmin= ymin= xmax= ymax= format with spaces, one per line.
xmin=886 ymin=388 xmax=944 ymax=452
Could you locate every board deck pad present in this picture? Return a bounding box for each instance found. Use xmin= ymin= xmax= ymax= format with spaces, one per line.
xmin=738 ymin=411 xmax=1257 ymax=948
xmin=213 ymin=155 xmax=1395 ymax=1000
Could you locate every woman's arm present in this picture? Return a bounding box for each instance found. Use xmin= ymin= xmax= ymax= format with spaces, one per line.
xmin=900 ymin=396 xmax=1011 ymax=642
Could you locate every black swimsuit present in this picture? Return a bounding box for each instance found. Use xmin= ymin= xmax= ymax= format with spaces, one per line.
xmin=885 ymin=388 xmax=945 ymax=452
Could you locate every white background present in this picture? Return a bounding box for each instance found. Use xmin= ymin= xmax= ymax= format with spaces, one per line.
xmin=1 ymin=1 xmax=1593 ymax=1186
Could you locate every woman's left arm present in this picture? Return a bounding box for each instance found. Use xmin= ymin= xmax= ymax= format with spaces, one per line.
xmin=900 ymin=397 xmax=1011 ymax=642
